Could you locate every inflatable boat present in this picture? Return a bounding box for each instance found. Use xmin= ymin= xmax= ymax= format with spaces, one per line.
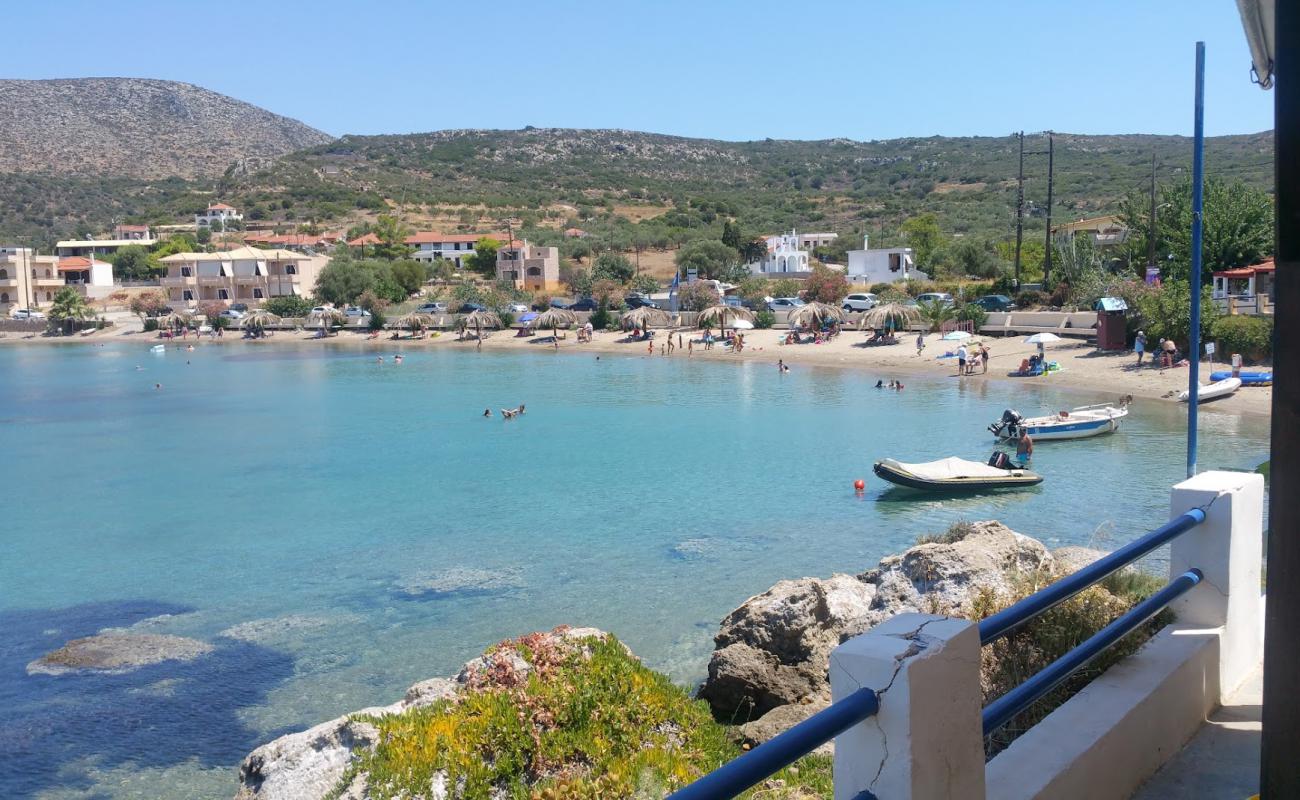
xmin=988 ymin=401 xmax=1129 ymax=441
xmin=1178 ymin=376 xmax=1241 ymax=403
xmin=1209 ymin=370 xmax=1272 ymax=386
xmin=872 ymin=457 xmax=1044 ymax=493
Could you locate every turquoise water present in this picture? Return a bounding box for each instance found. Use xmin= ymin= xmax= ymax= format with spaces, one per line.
xmin=0 ymin=342 xmax=1270 ymax=798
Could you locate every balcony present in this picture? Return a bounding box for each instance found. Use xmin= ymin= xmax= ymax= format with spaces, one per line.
xmin=33 ymin=276 xmax=65 ymax=286
xmin=235 ymin=275 xmax=268 ymax=285
xmin=198 ymin=276 xmax=231 ymax=286
xmin=160 ymin=276 xmax=195 ymax=287
xmin=0 ymin=277 xmax=17 ymax=287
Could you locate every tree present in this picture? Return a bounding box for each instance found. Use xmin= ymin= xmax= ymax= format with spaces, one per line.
xmin=356 ymin=289 xmax=388 ymax=312
xmin=196 ymin=227 xmax=212 ymax=245
xmin=721 ymin=220 xmax=743 ymax=251
xmin=917 ymin=298 xmax=957 ymax=332
xmin=739 ymin=239 xmax=769 ymax=265
xmin=128 ymin=290 xmax=169 ymax=319
xmin=372 ymin=214 xmax=413 ymax=260
xmin=1119 ymin=177 xmax=1274 ymax=282
xmin=674 ymin=240 xmax=741 ymax=280
xmin=1133 ymin=279 xmax=1219 ymax=350
xmin=592 ymin=252 xmax=635 ymax=283
xmin=567 ymin=240 xmax=593 ymax=263
xmin=314 ymin=261 xmax=376 ymax=306
xmin=900 ymin=213 xmax=947 ymax=270
xmin=803 ymin=263 xmax=849 ymax=305
xmin=675 ymin=281 xmax=719 ymax=312
xmin=768 ymin=278 xmax=802 ymax=299
xmin=198 ymin=300 xmax=228 ymax=326
xmin=950 ymin=238 xmax=1006 ymax=279
xmin=466 ymin=237 xmax=502 ymax=278
xmin=111 ymin=244 xmax=160 ymax=281
xmin=47 ymin=287 xmax=96 ymax=334
xmin=390 ymin=259 xmax=431 ymax=296
xmin=265 ymin=296 xmax=314 ymax=317
xmin=152 ymin=234 xmax=198 ymax=259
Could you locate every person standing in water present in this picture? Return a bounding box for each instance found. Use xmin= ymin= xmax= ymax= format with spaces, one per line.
xmin=1016 ymin=430 xmax=1034 ymax=464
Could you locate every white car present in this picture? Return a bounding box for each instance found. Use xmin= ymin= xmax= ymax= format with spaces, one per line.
xmin=11 ymin=308 xmax=45 ymax=320
xmin=507 ymin=303 xmax=529 ymax=313
xmin=842 ymin=293 xmax=879 ymax=312
xmin=915 ymin=292 xmax=955 ymax=306
xmin=219 ymin=309 xmax=246 ymax=320
xmin=344 ymin=306 xmax=371 ymax=318
xmin=767 ymin=297 xmax=806 ymax=311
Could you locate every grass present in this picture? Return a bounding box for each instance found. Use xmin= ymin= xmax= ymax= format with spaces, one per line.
xmin=914 ymin=520 xmax=980 ymax=546
xmin=340 ymin=631 xmax=830 ymax=799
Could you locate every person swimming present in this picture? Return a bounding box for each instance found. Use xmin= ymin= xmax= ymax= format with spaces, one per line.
xmin=394 ymin=354 xmax=403 ymax=363
xmin=483 ymin=408 xmax=492 ymax=417
xmin=875 ymin=380 xmax=884 ymax=388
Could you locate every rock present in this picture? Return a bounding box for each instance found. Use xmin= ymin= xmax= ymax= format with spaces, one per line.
xmin=403 ymin=678 xmax=456 ymax=708
xmin=1052 ymin=546 xmax=1108 ymax=574
xmin=699 ymin=520 xmax=1053 ymax=724
xmin=27 ymin=633 xmax=214 ymax=675
xmin=395 ymin=566 xmax=522 ymax=597
xmin=739 ymin=700 xmax=834 ymax=756
xmin=219 ymin=615 xmax=335 ymax=644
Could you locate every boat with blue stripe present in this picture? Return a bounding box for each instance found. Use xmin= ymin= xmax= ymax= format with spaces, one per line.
xmin=988 ymin=399 xmax=1130 ymax=441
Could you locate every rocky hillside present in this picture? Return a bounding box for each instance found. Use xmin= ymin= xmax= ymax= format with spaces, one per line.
xmin=0 ymin=78 xmax=333 ymax=179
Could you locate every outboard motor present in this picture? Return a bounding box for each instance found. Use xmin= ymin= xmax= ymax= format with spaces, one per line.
xmin=988 ymin=409 xmax=1022 ymax=438
xmin=987 ymin=451 xmax=1012 ymax=469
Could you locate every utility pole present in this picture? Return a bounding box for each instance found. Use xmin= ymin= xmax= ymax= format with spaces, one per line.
xmin=1148 ymin=151 xmax=1158 ymax=274
xmin=1014 ymin=131 xmax=1025 ymax=289
xmin=1042 ymin=132 xmax=1055 ymax=287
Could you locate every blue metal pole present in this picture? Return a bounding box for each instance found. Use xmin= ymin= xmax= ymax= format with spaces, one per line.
xmin=1187 ymin=41 xmax=1206 ymax=478
xmin=669 ymin=687 xmax=879 ymax=800
xmin=982 ymin=569 xmax=1204 ymax=735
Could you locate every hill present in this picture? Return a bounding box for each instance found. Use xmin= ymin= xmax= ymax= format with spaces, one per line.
xmin=0 ymin=78 xmax=333 ymax=179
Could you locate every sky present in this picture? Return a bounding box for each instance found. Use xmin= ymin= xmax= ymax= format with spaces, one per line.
xmin=2 ymin=0 xmax=1273 ymax=141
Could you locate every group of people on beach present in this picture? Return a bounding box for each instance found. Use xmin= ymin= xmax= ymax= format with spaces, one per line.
xmin=1133 ymin=331 xmax=1184 ymax=368
xmin=957 ymin=342 xmax=990 ymax=376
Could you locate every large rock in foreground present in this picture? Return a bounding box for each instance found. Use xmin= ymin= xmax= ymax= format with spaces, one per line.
xmin=698 ymin=521 xmax=1052 ymax=727
xmin=27 ymin=633 xmax=214 ymax=675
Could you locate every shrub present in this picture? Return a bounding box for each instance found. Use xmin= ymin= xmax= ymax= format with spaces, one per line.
xmin=753 ymin=309 xmax=776 ymax=329
xmin=265 ymin=296 xmax=313 ymax=317
xmin=1133 ymin=280 xmax=1218 ymax=350
xmin=588 ymin=307 xmax=611 ymax=330
xmin=1049 ymin=282 xmax=1071 ymax=308
xmin=368 ymin=310 xmax=385 ymax=331
xmin=1014 ymin=290 xmax=1049 ymax=309
xmin=1211 ymin=314 xmax=1272 ymax=360
xmin=143 ymin=318 xmax=159 ymax=332
xmin=956 ymin=303 xmax=988 ymax=330
xmin=498 ymin=310 xmax=515 ymax=328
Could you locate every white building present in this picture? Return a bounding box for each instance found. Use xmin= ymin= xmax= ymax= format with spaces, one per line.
xmin=798 ymin=232 xmax=838 ymax=251
xmin=845 ymin=239 xmax=928 ymax=284
xmin=195 ymin=203 xmax=243 ymax=229
xmin=56 ymin=237 xmax=158 ymax=258
xmin=746 ymin=231 xmax=811 ymax=275
xmin=57 ymin=257 xmax=116 ymax=300
xmin=404 ymin=232 xmax=505 ymax=268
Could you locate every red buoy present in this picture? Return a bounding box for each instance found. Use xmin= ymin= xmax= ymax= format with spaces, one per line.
xmin=854 ymin=479 xmax=866 ymax=491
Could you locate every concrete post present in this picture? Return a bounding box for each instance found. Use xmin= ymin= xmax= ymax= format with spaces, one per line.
xmin=1169 ymin=469 xmax=1265 ymax=695
xmin=829 ymin=613 xmax=985 ymax=800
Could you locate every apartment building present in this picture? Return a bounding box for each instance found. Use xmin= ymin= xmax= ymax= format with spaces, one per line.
xmin=0 ymin=247 xmax=63 ymax=314
xmin=496 ymin=243 xmax=560 ymax=292
xmin=405 ymin=232 xmax=506 ymax=268
xmin=159 ymin=246 xmax=324 ymax=309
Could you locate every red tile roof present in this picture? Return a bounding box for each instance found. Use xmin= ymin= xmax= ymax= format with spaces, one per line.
xmin=207 ymin=203 xmax=236 ymax=211
xmin=57 ymin=256 xmax=106 ymax=271
xmin=347 ymin=233 xmax=382 ymax=246
xmin=1213 ymin=259 xmax=1275 ymax=277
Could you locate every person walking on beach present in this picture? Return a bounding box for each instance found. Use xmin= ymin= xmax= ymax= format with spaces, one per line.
xmin=667 ymin=336 xmax=674 ymax=355
xmin=1135 ymin=330 xmax=1147 ymax=365
xmin=957 ymin=343 xmax=968 ymax=376
xmin=916 ymin=331 xmax=925 ymax=357
xmin=688 ymin=339 xmax=693 ymax=357
xmin=678 ymin=333 xmax=683 ymax=350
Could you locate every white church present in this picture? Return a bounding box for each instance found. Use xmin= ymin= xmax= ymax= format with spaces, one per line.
xmin=745 ymin=231 xmax=811 ymax=275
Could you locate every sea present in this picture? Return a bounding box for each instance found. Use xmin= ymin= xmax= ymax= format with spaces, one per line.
xmin=0 ymin=341 xmax=1270 ymax=798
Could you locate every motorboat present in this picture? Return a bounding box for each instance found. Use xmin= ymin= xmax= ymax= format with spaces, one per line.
xmin=1179 ymin=377 xmax=1241 ymax=403
xmin=988 ymin=401 xmax=1129 ymax=441
xmin=872 ymin=456 xmax=1043 ymax=493
xmin=1209 ymin=370 xmax=1272 ymax=386
xmin=150 ymin=344 xmax=166 ymax=353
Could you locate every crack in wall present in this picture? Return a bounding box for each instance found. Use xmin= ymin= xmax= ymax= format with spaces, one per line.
xmin=868 ymin=617 xmax=941 ymax=792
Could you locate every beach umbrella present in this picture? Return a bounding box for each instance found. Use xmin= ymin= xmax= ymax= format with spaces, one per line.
xmin=697 ymin=304 xmax=754 ymax=338
xmin=858 ymin=302 xmax=920 ymax=332
xmin=159 ymin=311 xmax=191 ymax=331
xmin=395 ymin=311 xmax=435 ymax=335
xmin=462 ymin=309 xmax=501 ymax=344
xmin=307 ymin=308 xmax=346 ymax=334
xmin=1025 ymin=331 xmax=1061 ymax=360
xmin=532 ymin=307 xmax=577 ymax=340
xmin=622 ymin=305 xmax=670 ymax=331
xmin=241 ymin=309 xmax=280 ymax=335
xmin=787 ymin=301 xmax=843 ymax=330
xmin=942 ymin=330 xmax=972 ymax=341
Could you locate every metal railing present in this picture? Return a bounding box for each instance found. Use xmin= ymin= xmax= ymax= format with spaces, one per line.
xmin=672 ymin=508 xmax=1208 ymax=798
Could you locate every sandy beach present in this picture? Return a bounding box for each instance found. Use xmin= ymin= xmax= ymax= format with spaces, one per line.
xmin=6 ymin=320 xmax=1272 ymax=417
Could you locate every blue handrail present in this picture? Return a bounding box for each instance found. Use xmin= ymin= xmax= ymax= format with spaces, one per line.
xmin=982 ymin=569 xmax=1203 ymax=734
xmin=668 ymin=687 xmax=879 ymax=800
xmin=979 ymin=509 xmax=1205 ymax=645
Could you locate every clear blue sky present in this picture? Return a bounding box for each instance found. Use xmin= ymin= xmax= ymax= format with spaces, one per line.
xmin=5 ymin=0 xmax=1273 ymax=141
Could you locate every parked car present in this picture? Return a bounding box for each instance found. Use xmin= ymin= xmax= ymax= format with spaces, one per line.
xmin=416 ymin=302 xmax=448 ymax=315
xmin=344 ymin=306 xmax=372 ymax=318
xmin=146 ymin=306 xmax=175 ymax=318
xmin=624 ymin=295 xmax=660 ymax=310
xmin=310 ymin=306 xmax=330 ymax=314
xmin=567 ymin=298 xmax=599 ymax=312
xmin=455 ymin=303 xmax=487 ymax=314
xmin=230 ymin=303 xmax=249 ymax=314
xmin=767 ymin=297 xmax=806 ymax=311
xmin=842 ymin=292 xmax=879 ymax=312
xmin=506 ymin=302 xmax=529 ymax=313
xmin=915 ymin=292 xmax=955 ymax=306
xmin=972 ymin=294 xmax=1016 ymax=312
xmin=548 ymin=298 xmax=573 ymax=310
xmin=723 ymin=295 xmax=745 ymax=308
xmin=219 ymin=308 xmax=246 ymax=320
xmin=11 ymin=308 xmax=45 ymax=320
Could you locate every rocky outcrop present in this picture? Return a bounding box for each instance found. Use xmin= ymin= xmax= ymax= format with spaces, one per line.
xmin=699 ymin=521 xmax=1052 ymax=736
xmin=27 ymin=633 xmax=213 ymax=675
xmin=235 ymin=627 xmax=611 ymax=800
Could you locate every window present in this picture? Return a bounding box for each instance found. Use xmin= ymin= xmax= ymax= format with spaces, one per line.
xmin=253 ymin=288 xmax=264 ymax=298
xmin=45 ymin=292 xmax=52 ymax=301
xmin=183 ymin=290 xmax=194 ymax=301
xmin=285 ymin=264 xmax=297 ymax=275
xmin=527 ymin=267 xmax=541 ymax=277
xmin=0 ymin=293 xmax=7 ymax=303
xmin=181 ymin=267 xmax=192 ymax=277
xmin=218 ymin=289 xmax=230 ymax=300
xmin=0 ymin=269 xmax=5 ymax=278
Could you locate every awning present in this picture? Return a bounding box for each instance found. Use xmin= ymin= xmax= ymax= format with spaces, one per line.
xmin=1236 ymin=0 xmax=1275 ymax=89
xmin=1095 ymin=297 xmax=1128 ymax=311
xmin=1214 ymin=269 xmax=1257 ymax=279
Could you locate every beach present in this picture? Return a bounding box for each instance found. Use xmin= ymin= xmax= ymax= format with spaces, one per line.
xmin=10 ymin=320 xmax=1272 ymax=417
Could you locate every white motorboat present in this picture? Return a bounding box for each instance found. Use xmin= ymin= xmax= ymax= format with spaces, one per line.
xmin=150 ymin=344 xmax=166 ymax=353
xmin=873 ymin=456 xmax=1043 ymax=492
xmin=988 ymin=401 xmax=1129 ymax=441
xmin=1179 ymin=377 xmax=1241 ymax=403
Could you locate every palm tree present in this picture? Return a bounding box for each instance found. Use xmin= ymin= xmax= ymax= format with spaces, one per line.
xmin=696 ymin=304 xmax=754 ymax=339
xmin=47 ymin=287 xmax=97 ymax=335
xmin=916 ymin=299 xmax=957 ymax=333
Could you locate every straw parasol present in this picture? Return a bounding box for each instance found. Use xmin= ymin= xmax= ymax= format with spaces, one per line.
xmin=241 ymin=309 xmax=280 ymax=333
xmin=621 ymin=305 xmax=670 ymax=331
xmin=307 ymin=308 xmax=346 ymax=334
xmin=394 ymin=311 xmax=435 ymax=335
xmin=858 ymin=302 xmax=921 ymax=332
xmin=462 ymin=309 xmax=501 ymax=342
xmin=787 ymin=301 xmax=844 ymax=330
xmin=159 ymin=311 xmax=191 ymax=331
xmin=532 ymin=307 xmax=577 ymax=340
xmin=697 ymin=304 xmax=754 ymax=338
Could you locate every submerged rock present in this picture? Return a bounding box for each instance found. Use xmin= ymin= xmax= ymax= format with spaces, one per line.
xmin=394 ymin=566 xmax=523 ymax=597
xmin=698 ymin=520 xmax=1052 ymax=725
xmin=27 ymin=633 xmax=214 ymax=675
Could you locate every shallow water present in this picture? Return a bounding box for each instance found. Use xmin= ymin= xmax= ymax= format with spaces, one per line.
xmin=0 ymin=342 xmax=1270 ymax=798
